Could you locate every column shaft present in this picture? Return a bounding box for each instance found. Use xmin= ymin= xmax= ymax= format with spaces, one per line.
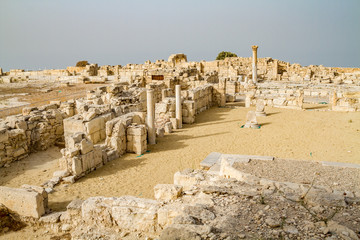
xmin=146 ymin=89 xmax=156 ymax=144
xmin=175 ymin=85 xmax=182 ymax=129
xmin=252 ymin=45 xmax=258 ymax=84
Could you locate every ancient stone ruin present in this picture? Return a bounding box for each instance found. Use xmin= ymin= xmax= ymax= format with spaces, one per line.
xmin=0 ymin=48 xmax=360 ymax=239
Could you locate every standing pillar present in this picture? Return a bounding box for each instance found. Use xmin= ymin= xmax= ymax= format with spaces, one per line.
xmin=175 ymin=85 xmax=182 ymax=129
xmin=245 ymin=94 xmax=251 ymax=108
xmin=252 ymin=45 xmax=258 ymax=84
xmin=219 ymin=78 xmax=227 ymax=107
xmin=146 ymin=89 xmax=156 ymax=144
xmin=273 ymin=59 xmax=278 ymax=80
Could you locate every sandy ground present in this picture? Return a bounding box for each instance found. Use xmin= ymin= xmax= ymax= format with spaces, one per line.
xmin=0 ymin=82 xmax=107 ymax=118
xmin=1 ymin=103 xmax=360 ymax=239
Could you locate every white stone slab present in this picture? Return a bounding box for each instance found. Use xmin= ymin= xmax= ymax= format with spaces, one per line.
xmin=200 ymin=152 xmax=222 ymax=169
xmin=239 ymin=155 xmax=274 ymax=161
xmin=321 ymin=161 xmax=360 ymax=169
xmin=207 ymin=163 xmax=221 ymax=175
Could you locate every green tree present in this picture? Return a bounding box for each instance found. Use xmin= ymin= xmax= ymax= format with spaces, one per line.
xmin=76 ymin=60 xmax=89 ymax=67
xmin=216 ymin=51 xmax=237 ymax=60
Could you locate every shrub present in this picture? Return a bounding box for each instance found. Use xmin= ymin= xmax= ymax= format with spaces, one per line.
xmin=76 ymin=60 xmax=89 ymax=67
xmin=216 ymin=51 xmax=237 ymax=60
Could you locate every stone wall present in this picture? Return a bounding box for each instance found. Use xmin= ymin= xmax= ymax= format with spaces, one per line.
xmin=59 ymin=112 xmax=147 ymax=179
xmin=0 ymin=102 xmax=75 ymax=167
xmin=60 ymin=133 xmax=104 ymax=178
xmin=332 ymin=91 xmax=360 ymax=112
xmin=105 ymin=112 xmax=146 ymax=158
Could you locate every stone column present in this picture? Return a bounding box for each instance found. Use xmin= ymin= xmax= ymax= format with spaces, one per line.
xmin=332 ymin=91 xmax=338 ymax=109
xmin=175 ymin=85 xmax=182 ymax=129
xmin=252 ymin=45 xmax=258 ymax=84
xmin=273 ymin=60 xmax=278 ymax=80
xmin=146 ymin=89 xmax=156 ymax=144
xmin=219 ymin=78 xmax=227 ymax=107
xmin=297 ymin=90 xmax=304 ymax=109
xmin=245 ymin=94 xmax=251 ymax=108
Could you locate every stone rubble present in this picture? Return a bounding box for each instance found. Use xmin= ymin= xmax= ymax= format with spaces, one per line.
xmin=22 ymin=156 xmax=359 ymax=240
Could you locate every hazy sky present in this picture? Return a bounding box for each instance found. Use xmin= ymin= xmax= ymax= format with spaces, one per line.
xmin=0 ymin=0 xmax=359 ymax=71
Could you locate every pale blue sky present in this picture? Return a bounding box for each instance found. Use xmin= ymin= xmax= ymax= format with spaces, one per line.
xmin=0 ymin=0 xmax=359 ymax=71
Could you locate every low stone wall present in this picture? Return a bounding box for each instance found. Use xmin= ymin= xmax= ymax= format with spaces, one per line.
xmin=332 ymin=91 xmax=360 ymax=112
xmin=105 ymin=112 xmax=147 ymax=157
xmin=60 ymin=133 xmax=104 ymax=178
xmin=155 ymin=84 xmax=214 ymax=126
xmin=183 ymin=84 xmax=214 ymax=123
xmin=0 ymin=102 xmax=75 ymax=167
xmin=60 ymin=112 xmax=147 ymax=179
xmin=63 ymin=111 xmax=114 ymax=145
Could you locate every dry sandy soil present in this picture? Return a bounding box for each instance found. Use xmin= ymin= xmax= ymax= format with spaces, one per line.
xmin=1 ymin=103 xmax=360 ymax=239
xmin=0 ymin=82 xmax=103 ymax=118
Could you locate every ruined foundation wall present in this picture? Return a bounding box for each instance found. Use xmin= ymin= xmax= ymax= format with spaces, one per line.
xmin=0 ymin=102 xmax=75 ymax=167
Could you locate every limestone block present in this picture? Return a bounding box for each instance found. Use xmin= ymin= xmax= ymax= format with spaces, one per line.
xmin=85 ymin=117 xmax=104 ymax=135
xmin=63 ymin=117 xmax=86 ymax=137
xmin=8 ymin=129 xmax=26 ymax=139
xmin=182 ymin=108 xmax=189 ymax=117
xmin=22 ymin=107 xmax=36 ymax=116
xmin=132 ymin=112 xmax=146 ymax=124
xmin=21 ymin=184 xmax=48 ymax=210
xmin=83 ymin=111 xmax=97 ymax=121
xmin=15 ymin=120 xmax=27 ymax=131
xmin=105 ymin=118 xmax=118 ymax=137
xmin=55 ymin=125 xmax=64 ymax=135
xmin=81 ymin=151 xmax=95 ymax=172
xmin=80 ymin=138 xmax=93 ymax=155
xmin=164 ymin=122 xmax=173 ymax=133
xmin=39 ymin=211 xmax=63 ymax=224
xmin=132 ymin=142 xmax=146 ymax=155
xmin=127 ymin=125 xmax=146 ymax=136
xmin=156 ymin=128 xmax=165 ymax=138
xmin=102 ymin=112 xmax=114 ymax=124
xmin=156 ymin=103 xmax=168 ymax=114
xmin=71 ymin=157 xmax=83 ymax=176
xmin=154 ymin=184 xmax=183 ymax=201
xmin=62 ymin=176 xmax=76 ymax=184
xmin=174 ymin=171 xmax=199 ymax=187
xmin=53 ymin=170 xmax=70 ymax=178
xmin=89 ymin=131 xmax=101 ymax=144
xmin=66 ymin=132 xmax=83 ymax=149
xmin=13 ymin=147 xmax=26 ymax=158
xmin=183 ymin=116 xmax=195 ymax=124
xmin=157 ymin=203 xmax=184 ymax=227
xmin=273 ymin=98 xmax=286 ymax=106
xmin=0 ymin=186 xmax=46 ymax=218
xmin=0 ymin=128 xmax=9 ymax=143
xmin=93 ymin=146 xmax=103 ymax=167
xmin=81 ymin=196 xmax=160 ymax=233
